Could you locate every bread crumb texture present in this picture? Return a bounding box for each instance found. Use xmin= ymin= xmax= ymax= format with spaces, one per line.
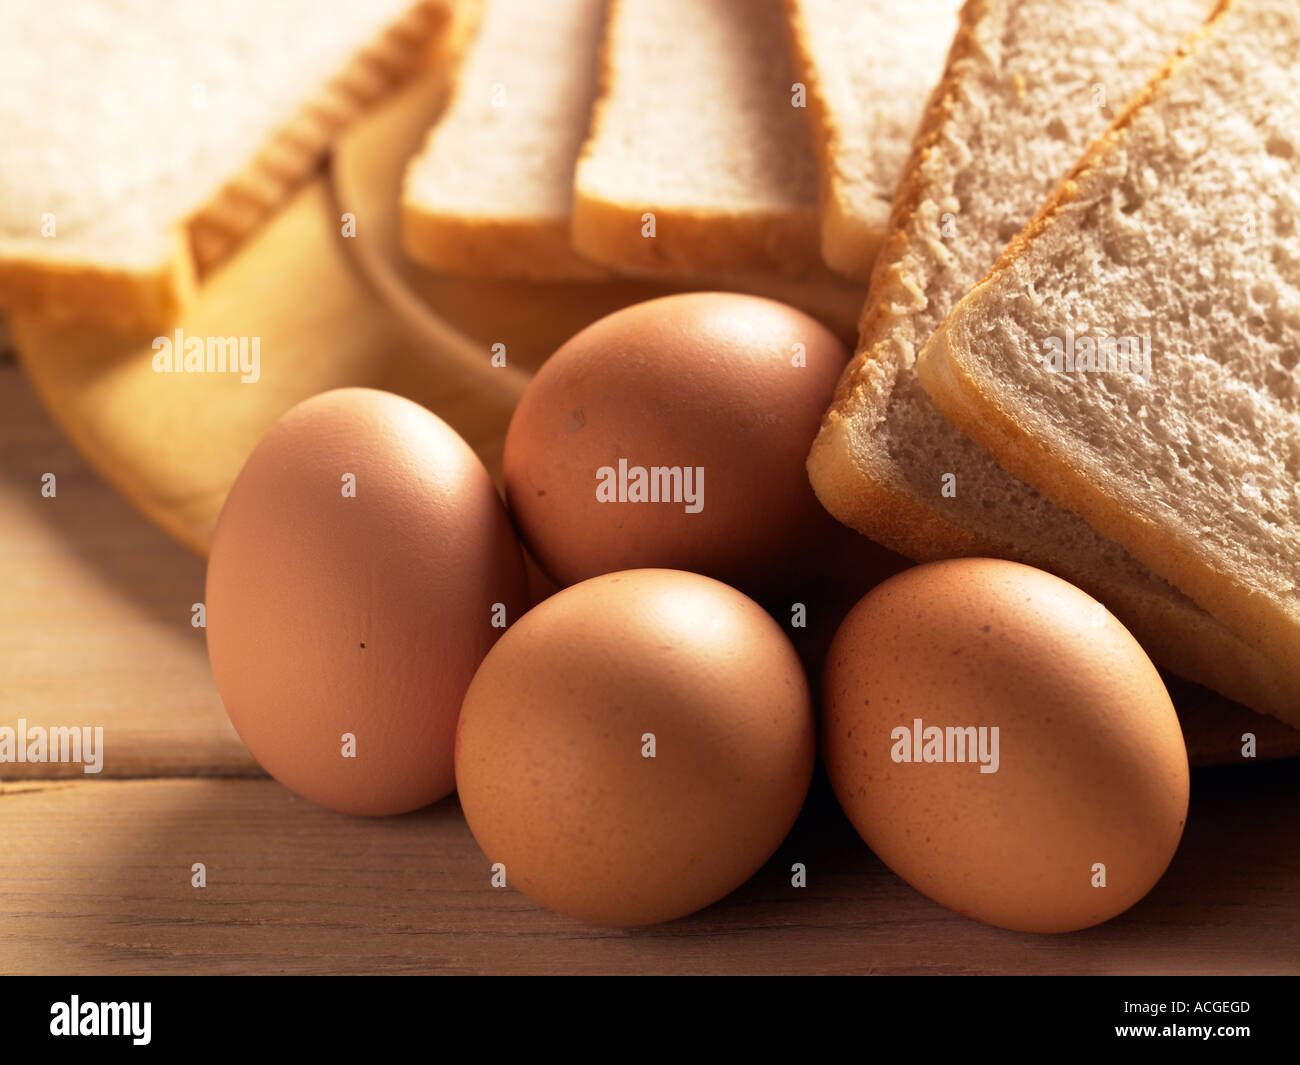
xmin=927 ymin=0 xmax=1300 ymax=680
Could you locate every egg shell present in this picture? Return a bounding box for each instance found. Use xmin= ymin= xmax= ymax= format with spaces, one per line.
xmin=502 ymin=292 xmax=850 ymax=596
xmin=206 ymin=388 xmax=529 ymax=816
xmin=822 ymin=558 xmax=1190 ymax=933
xmin=455 ymin=568 xmax=816 ymax=926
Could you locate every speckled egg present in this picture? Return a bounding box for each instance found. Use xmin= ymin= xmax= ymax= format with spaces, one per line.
xmin=206 ymin=388 xmax=530 ymax=816
xmin=502 ymin=292 xmax=851 ymax=597
xmin=822 ymin=558 xmax=1189 ymax=933
xmin=455 ymin=568 xmax=816 ymax=925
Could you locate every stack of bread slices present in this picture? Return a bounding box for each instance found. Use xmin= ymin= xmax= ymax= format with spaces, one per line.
xmin=401 ymin=0 xmax=961 ymax=287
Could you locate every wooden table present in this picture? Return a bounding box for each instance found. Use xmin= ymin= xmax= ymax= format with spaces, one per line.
xmin=2 ymin=358 xmax=1297 ymax=975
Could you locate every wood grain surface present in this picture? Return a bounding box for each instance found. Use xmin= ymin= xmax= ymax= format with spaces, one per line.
xmin=0 ymin=363 xmax=253 ymax=778
xmin=2 ymin=767 xmax=1296 ymax=976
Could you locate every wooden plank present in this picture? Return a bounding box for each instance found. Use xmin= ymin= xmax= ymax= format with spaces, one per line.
xmin=1 ymin=771 xmax=1296 ymax=976
xmin=0 ymin=366 xmax=256 ymax=778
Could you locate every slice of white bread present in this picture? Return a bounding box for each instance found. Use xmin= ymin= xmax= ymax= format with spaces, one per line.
xmin=402 ymin=0 xmax=610 ymax=280
xmin=920 ymin=0 xmax=1300 ymax=687
xmin=396 ymin=0 xmax=868 ymax=329
xmin=572 ymin=0 xmax=822 ymax=276
xmin=0 ymin=0 xmax=466 ymax=332
xmin=807 ymin=0 xmax=1299 ymax=722
xmin=784 ymin=0 xmax=964 ymax=280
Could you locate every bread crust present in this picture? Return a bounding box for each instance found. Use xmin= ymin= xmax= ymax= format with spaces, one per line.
xmin=807 ymin=0 xmax=994 ymax=549
xmin=403 ymin=206 xmax=611 ymax=280
xmin=571 ymin=196 xmax=823 ymax=277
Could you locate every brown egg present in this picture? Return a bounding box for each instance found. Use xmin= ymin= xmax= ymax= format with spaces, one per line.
xmin=502 ymin=293 xmax=850 ymax=597
xmin=455 ymin=569 xmax=816 ymax=925
xmin=822 ymin=558 xmax=1189 ymax=933
xmin=206 ymin=388 xmax=529 ymax=816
